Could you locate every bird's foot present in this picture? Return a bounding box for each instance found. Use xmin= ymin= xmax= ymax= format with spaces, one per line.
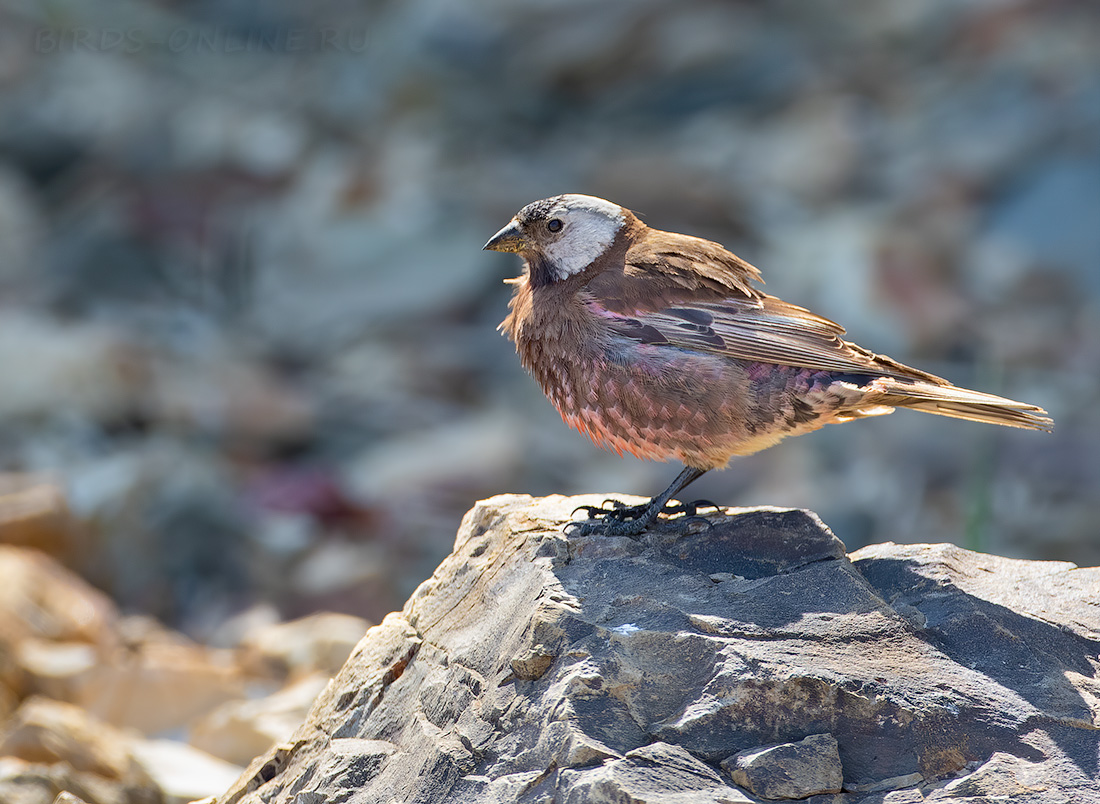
xmin=565 ymin=515 xmax=649 ymax=539
xmin=567 ymin=498 xmax=721 ymax=539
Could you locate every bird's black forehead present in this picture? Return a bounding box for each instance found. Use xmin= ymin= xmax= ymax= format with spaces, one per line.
xmin=516 ymin=196 xmax=564 ymax=223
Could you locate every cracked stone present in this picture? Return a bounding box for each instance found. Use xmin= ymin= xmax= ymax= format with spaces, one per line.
xmin=722 ymin=732 xmax=843 ymax=800
xmin=211 ymin=495 xmax=1100 ymax=804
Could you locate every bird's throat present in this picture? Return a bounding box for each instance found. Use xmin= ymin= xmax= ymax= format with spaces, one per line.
xmin=524 ymin=251 xmax=560 ymax=288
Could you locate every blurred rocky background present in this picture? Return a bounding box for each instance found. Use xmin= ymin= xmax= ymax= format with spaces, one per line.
xmin=0 ymin=0 xmax=1095 ymax=687
xmin=0 ymin=0 xmax=1095 ymax=629
xmin=0 ymin=0 xmax=1098 ymax=800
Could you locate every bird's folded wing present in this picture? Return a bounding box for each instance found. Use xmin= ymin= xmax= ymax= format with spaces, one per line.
xmin=585 ymin=229 xmax=766 ymax=309
xmin=605 ymin=295 xmax=944 ymax=383
xmin=586 ymin=228 xmax=941 ymax=382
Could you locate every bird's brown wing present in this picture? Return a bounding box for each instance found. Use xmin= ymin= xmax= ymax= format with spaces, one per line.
xmin=587 ymin=228 xmax=941 ymax=382
xmin=612 ymin=296 xmax=943 ymax=382
xmin=585 ymin=228 xmax=766 ymax=310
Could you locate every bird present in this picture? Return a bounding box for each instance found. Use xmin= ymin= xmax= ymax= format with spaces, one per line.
xmin=483 ymin=194 xmax=1053 ymax=538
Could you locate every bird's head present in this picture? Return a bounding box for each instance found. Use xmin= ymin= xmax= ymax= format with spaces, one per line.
xmin=484 ymin=194 xmax=628 ymax=284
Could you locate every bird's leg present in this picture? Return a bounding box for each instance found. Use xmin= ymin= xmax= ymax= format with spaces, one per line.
xmin=570 ymin=465 xmax=710 ymax=538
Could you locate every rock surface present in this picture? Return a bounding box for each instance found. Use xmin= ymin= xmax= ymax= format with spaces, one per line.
xmin=0 ymin=697 xmax=160 ymax=804
xmin=190 ymin=674 xmax=332 ymax=767
xmin=214 ymin=494 xmax=1100 ymax=804
xmin=724 ymin=733 xmax=842 ymax=800
xmin=237 ymin=613 xmax=370 ymax=681
xmin=127 ymin=739 xmax=244 ymax=804
xmin=0 ymin=541 xmax=368 ymax=804
xmin=0 ymin=475 xmax=73 ymax=558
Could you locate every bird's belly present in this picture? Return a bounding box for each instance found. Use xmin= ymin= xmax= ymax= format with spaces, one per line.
xmin=531 ymin=344 xmax=752 ymax=468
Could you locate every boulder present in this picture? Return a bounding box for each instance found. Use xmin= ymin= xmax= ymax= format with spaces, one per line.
xmin=0 ymin=544 xmax=119 ymax=701
xmin=0 ymin=697 xmax=149 ymax=784
xmin=126 ymin=739 xmax=243 ymax=804
xmin=72 ymin=638 xmax=245 ymax=736
xmin=237 ymin=612 xmax=371 ymax=681
xmin=0 ymin=475 xmax=73 ymax=558
xmin=722 ymin=733 xmax=842 ymax=799
xmin=0 ymin=757 xmax=149 ymax=804
xmin=0 ymin=697 xmax=160 ymax=804
xmin=53 ymin=793 xmax=92 ymax=804
xmin=190 ymin=674 xmax=331 ymax=767
xmin=212 ymin=494 xmax=1100 ymax=803
xmin=0 ymin=545 xmax=118 ymax=648
xmin=15 ymin=629 xmax=246 ymax=737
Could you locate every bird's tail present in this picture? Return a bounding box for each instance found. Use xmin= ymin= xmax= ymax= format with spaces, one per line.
xmin=871 ymin=378 xmax=1053 ymax=432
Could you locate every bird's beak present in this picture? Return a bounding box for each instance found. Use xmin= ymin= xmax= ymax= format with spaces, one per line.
xmin=483 ymin=219 xmax=526 ymax=253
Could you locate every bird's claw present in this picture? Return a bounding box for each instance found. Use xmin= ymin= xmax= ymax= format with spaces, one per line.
xmin=565 ymin=515 xmax=649 ymax=540
xmin=570 ymin=499 xmax=631 ymax=519
xmin=566 ymin=497 xmax=722 ymax=539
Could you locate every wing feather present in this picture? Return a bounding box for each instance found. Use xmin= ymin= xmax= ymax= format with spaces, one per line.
xmin=579 ymin=224 xmax=1051 ymax=432
xmin=587 ymin=226 xmax=941 ymax=382
xmin=606 ymin=296 xmax=944 ymax=383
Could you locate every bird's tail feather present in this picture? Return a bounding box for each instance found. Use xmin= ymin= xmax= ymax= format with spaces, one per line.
xmin=873 ymin=378 xmax=1053 ymax=432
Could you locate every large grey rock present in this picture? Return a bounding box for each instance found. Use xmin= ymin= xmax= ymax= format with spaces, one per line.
xmin=723 ymin=733 xmax=843 ymax=799
xmin=214 ymin=494 xmax=1100 ymax=804
xmin=558 ymin=742 xmax=751 ymax=804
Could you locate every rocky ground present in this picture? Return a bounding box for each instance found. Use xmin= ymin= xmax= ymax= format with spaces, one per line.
xmin=0 ymin=487 xmax=1096 ymax=803
xmin=0 ymin=475 xmax=370 ymax=804
xmin=0 ymin=1 xmax=1095 ymax=638
xmin=215 ymin=494 xmax=1100 ymax=804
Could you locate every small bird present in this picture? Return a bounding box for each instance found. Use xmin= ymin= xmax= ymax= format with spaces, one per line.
xmin=484 ymin=194 xmax=1052 ymax=537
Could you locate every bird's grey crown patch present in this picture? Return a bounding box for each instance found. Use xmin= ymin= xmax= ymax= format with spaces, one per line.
xmin=517 ymin=197 xmax=561 ymax=224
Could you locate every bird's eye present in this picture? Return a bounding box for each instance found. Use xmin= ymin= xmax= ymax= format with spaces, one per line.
xmin=547 ymin=219 xmax=563 ymax=233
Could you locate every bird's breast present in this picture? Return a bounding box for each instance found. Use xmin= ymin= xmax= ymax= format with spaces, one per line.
xmin=515 ymin=317 xmax=754 ymax=468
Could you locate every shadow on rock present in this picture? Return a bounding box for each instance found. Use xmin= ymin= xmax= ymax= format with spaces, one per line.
xmin=852 ymin=543 xmax=1100 ymax=782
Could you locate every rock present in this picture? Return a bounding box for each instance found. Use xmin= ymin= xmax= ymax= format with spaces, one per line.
xmin=14 ymin=613 xmax=246 ymax=735
xmin=53 ymin=792 xmax=91 ymax=804
xmin=0 ymin=757 xmax=151 ymax=804
xmin=147 ymin=354 xmax=315 ymax=446
xmin=983 ymin=155 xmax=1100 ymax=296
xmin=0 ymin=313 xmax=137 ymax=423
xmin=857 ymin=789 xmax=924 ymax=804
xmin=847 ymin=772 xmax=925 ymax=797
xmin=509 ymin=646 xmax=554 ymax=681
xmin=211 ymin=495 xmax=1100 ymax=804
xmin=340 ymin=409 xmax=527 ymax=501
xmin=0 ymin=165 xmax=42 ymax=290
xmin=237 ymin=612 xmax=371 ymax=680
xmin=0 ymin=679 xmax=16 ymax=722
xmin=0 ymin=697 xmax=146 ymax=782
xmin=0 ymin=475 xmax=73 ymax=557
xmin=74 ymin=637 xmax=245 ymax=736
xmin=559 ymin=742 xmax=752 ymax=804
xmin=849 ymin=542 xmax=1100 ymax=734
xmin=920 ymin=748 xmax=1089 ymax=802
xmin=0 ymin=544 xmax=118 ymax=652
xmin=189 ymin=674 xmax=331 ymax=767
xmin=127 ymin=739 xmax=244 ymax=804
xmin=14 ymin=639 xmax=100 ymax=703
xmin=63 ymin=445 xmax=257 ymax=631
xmin=722 ymin=733 xmax=843 ymax=799
xmin=0 ymin=697 xmax=160 ymax=804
